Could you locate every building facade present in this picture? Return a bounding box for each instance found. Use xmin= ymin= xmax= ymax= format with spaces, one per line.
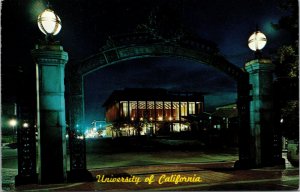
xmin=103 ymin=88 xmax=204 ymax=136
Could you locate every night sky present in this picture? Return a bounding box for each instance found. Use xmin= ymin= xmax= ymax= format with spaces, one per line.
xmin=1 ymin=0 xmax=293 ymax=126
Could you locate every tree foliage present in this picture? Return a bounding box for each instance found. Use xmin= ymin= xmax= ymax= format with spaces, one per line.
xmin=273 ymin=0 xmax=298 ymax=39
xmin=273 ymin=0 xmax=299 ymax=78
xmin=136 ymin=2 xmax=184 ymax=40
xmin=275 ymin=45 xmax=298 ymax=78
xmin=272 ymin=0 xmax=299 ymax=140
xmin=281 ymin=100 xmax=299 ymax=139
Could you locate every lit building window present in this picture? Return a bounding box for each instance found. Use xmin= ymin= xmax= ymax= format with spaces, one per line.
xmin=173 ymin=123 xmax=181 ymax=132
xmin=189 ymin=102 xmax=195 ymax=115
xmin=156 ymin=101 xmax=163 ymax=120
xmin=120 ymin=101 xmax=128 ymax=118
xmin=172 ymin=102 xmax=180 ymax=120
xmin=129 ymin=101 xmax=137 ymax=119
xmin=147 ymin=101 xmax=155 ymax=120
xmin=164 ymin=101 xmax=171 ymax=119
xmin=138 ymin=101 xmax=146 ymax=118
xmin=196 ymin=102 xmax=203 ymax=113
xmin=181 ymin=102 xmax=187 ymax=116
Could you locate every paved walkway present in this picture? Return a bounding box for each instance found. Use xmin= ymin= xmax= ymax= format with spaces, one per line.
xmin=2 ymin=168 xmax=17 ymax=191
xmin=13 ymin=161 xmax=299 ymax=191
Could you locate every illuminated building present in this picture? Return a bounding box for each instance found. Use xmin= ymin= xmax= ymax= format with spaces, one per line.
xmin=103 ymin=88 xmax=204 ymax=136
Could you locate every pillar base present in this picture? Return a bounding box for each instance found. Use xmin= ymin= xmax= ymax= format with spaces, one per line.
xmin=15 ymin=174 xmax=38 ymax=186
xmin=273 ymin=157 xmax=286 ymax=168
xmin=67 ymin=169 xmax=94 ymax=182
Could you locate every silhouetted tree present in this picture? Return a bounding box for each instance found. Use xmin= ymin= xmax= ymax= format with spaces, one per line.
xmin=272 ymin=0 xmax=299 ymax=140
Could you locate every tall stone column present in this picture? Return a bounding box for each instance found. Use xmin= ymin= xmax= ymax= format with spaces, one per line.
xmin=245 ymin=58 xmax=281 ymax=167
xmin=32 ymin=43 xmax=68 ymax=184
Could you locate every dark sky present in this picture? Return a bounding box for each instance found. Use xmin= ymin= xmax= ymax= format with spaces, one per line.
xmin=1 ymin=0 xmax=293 ymax=126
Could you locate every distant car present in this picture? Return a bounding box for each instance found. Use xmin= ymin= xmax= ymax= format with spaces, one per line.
xmin=6 ymin=142 xmax=17 ymax=149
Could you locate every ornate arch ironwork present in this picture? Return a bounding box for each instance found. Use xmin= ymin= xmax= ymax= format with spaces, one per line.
xmin=76 ymin=33 xmax=245 ymax=79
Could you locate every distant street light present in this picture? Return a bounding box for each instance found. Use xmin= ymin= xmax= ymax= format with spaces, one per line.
xmin=9 ymin=119 xmax=17 ymax=127
xmin=280 ymin=118 xmax=284 ymax=123
xmin=9 ymin=119 xmax=17 ymax=142
xmin=23 ymin=122 xmax=29 ymax=128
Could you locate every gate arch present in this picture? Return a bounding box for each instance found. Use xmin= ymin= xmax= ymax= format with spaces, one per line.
xmin=66 ymin=32 xmax=251 ymax=171
xmin=75 ymin=33 xmax=245 ymax=79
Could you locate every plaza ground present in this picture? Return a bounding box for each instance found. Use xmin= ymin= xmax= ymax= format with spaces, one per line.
xmin=2 ymin=137 xmax=299 ymax=191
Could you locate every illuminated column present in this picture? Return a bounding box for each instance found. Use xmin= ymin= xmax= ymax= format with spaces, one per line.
xmin=245 ymin=58 xmax=276 ymax=166
xmin=32 ymin=43 xmax=68 ymax=184
xmin=242 ymin=29 xmax=285 ymax=167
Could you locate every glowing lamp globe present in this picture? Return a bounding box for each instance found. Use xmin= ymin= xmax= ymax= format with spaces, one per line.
xmin=9 ymin=119 xmax=17 ymax=127
xmin=37 ymin=9 xmax=62 ymax=36
xmin=248 ymin=31 xmax=267 ymax=51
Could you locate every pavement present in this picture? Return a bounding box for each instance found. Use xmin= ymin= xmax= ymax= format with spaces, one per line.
xmin=2 ymin=143 xmax=299 ymax=191
xmin=6 ymin=161 xmax=299 ymax=191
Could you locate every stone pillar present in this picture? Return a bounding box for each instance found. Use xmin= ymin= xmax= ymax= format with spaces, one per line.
xmin=32 ymin=43 xmax=68 ymax=184
xmin=245 ymin=58 xmax=280 ymax=167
